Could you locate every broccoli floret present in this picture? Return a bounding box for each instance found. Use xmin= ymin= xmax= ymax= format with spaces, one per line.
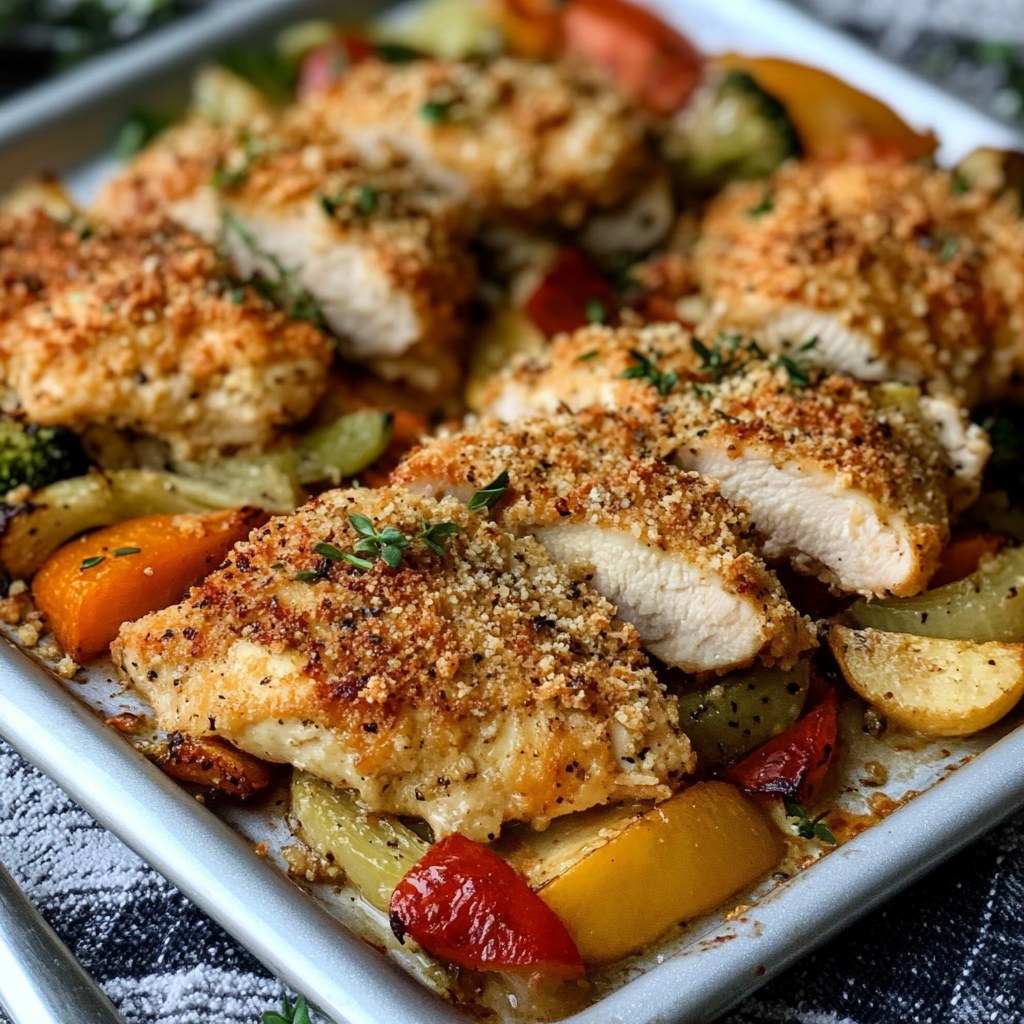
xmin=668 ymin=69 xmax=800 ymax=192
xmin=0 ymin=420 xmax=87 ymax=494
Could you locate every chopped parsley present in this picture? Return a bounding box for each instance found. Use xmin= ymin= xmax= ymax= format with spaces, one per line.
xmin=80 ymin=555 xmax=105 ymax=570
xmin=468 ymin=470 xmax=510 ymax=513
xmin=263 ymin=995 xmax=312 ymax=1024
xmin=621 ymin=349 xmax=679 ymax=397
xmin=420 ymin=98 xmax=457 ymax=123
xmin=746 ymin=189 xmax=775 ymax=217
xmin=785 ymin=800 xmax=836 ymax=845
xmin=939 ymin=233 xmax=961 ymax=262
xmin=950 ymin=171 xmax=972 ymax=196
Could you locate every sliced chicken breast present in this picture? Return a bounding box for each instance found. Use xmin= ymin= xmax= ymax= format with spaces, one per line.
xmin=94 ymin=116 xmax=476 ymax=392
xmin=0 ymin=213 xmax=331 ymax=458
xmin=478 ymin=323 xmax=988 ymax=596
xmin=303 ymin=56 xmax=653 ymax=226
xmin=394 ymin=412 xmax=814 ymax=673
xmin=696 ymin=162 xmax=994 ymax=405
xmin=113 ymin=487 xmax=693 ymax=841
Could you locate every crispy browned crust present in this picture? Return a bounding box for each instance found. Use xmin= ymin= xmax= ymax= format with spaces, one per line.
xmin=309 ymin=56 xmax=654 ymax=225
xmin=0 ymin=212 xmax=332 ymax=457
xmin=95 ymin=116 xmax=477 ymax=381
xmin=395 ymin=412 xmax=814 ymax=668
xmin=112 ymin=487 xmax=693 ymax=838
xmin=697 ymin=162 xmax=994 ymax=403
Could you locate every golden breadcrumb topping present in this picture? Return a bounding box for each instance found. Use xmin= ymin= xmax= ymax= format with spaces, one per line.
xmin=308 ymin=56 xmax=654 ymax=225
xmin=0 ymin=212 xmax=331 ymax=457
xmin=697 ymin=162 xmax=993 ymax=403
xmin=113 ymin=487 xmax=693 ymax=839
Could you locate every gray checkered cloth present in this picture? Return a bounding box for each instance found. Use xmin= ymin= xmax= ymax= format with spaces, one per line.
xmin=3 ymin=3 xmax=1024 ymax=1023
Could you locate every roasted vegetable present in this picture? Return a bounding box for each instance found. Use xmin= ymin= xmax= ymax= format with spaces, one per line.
xmin=676 ymin=662 xmax=810 ymax=768
xmin=524 ymin=783 xmax=783 ymax=964
xmin=390 ymin=833 xmax=585 ymax=977
xmin=830 ymin=625 xmax=1024 ymax=736
xmin=32 ymin=508 xmax=263 ymax=661
xmin=667 ymin=68 xmax=800 ymax=191
xmin=290 ymin=771 xmax=427 ymax=913
xmin=465 ymin=305 xmax=546 ymax=412
xmin=293 ymin=409 xmax=393 ymax=486
xmin=0 ymin=469 xmax=279 ymax=581
xmin=715 ymin=55 xmax=938 ymax=163
xmin=929 ymin=533 xmax=1006 ymax=588
xmin=954 ymin=147 xmax=1024 ymax=198
xmin=522 ymin=248 xmax=618 ymax=338
xmin=0 ymin=419 xmax=87 ymax=494
xmin=721 ymin=687 xmax=838 ymax=804
xmin=147 ymin=733 xmax=274 ymax=799
xmin=850 ymin=546 xmax=1024 ymax=643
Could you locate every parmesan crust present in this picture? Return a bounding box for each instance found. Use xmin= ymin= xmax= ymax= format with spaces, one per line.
xmin=306 ymin=56 xmax=654 ymax=225
xmin=0 ymin=212 xmax=331 ymax=458
xmin=113 ymin=488 xmax=694 ymax=840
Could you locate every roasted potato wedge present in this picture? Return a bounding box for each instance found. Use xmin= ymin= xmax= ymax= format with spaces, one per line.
xmin=830 ymin=625 xmax=1024 ymax=736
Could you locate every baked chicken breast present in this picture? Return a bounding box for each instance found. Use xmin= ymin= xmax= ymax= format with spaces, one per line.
xmin=94 ymin=115 xmax=476 ymax=392
xmin=303 ymin=56 xmax=653 ymax=226
xmin=0 ymin=212 xmax=331 ymax=458
xmin=113 ymin=487 xmax=694 ymax=841
xmin=696 ymin=161 xmax=999 ymax=405
xmin=478 ymin=324 xmax=988 ymax=596
xmin=394 ymin=411 xmax=814 ymax=673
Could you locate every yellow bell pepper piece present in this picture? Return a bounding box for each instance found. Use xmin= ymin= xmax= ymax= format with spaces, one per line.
xmin=536 ymin=782 xmax=783 ymax=963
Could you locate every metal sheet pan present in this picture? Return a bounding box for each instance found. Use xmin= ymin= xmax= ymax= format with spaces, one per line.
xmin=0 ymin=1 xmax=1022 ymax=1021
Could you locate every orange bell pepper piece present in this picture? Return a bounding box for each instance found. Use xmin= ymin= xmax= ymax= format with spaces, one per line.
xmin=715 ymin=54 xmax=938 ymax=162
xmin=32 ymin=508 xmax=264 ymax=662
xmin=929 ymin=532 xmax=1006 ymax=588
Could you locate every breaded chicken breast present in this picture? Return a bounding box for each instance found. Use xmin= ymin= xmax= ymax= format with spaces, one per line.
xmin=304 ymin=57 xmax=653 ymax=226
xmin=474 ymin=321 xmax=698 ymax=424
xmin=394 ymin=412 xmax=814 ymax=673
xmin=478 ymin=324 xmax=988 ymax=596
xmin=696 ymin=162 xmax=995 ymax=405
xmin=0 ymin=214 xmax=331 ymax=458
xmin=94 ymin=116 xmax=476 ymax=392
xmin=113 ymin=488 xmax=693 ymax=840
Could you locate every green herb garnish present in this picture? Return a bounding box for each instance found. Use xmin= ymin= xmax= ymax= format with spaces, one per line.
xmin=80 ymin=555 xmax=104 ymax=570
xmin=577 ymin=349 xmax=599 ymax=362
xmin=468 ymin=470 xmax=510 ymax=513
xmin=212 ymin=131 xmax=262 ymax=190
xmin=774 ymin=354 xmax=811 ymax=389
xmin=621 ymin=350 xmax=678 ymax=396
xmin=746 ymin=189 xmax=775 ymax=217
xmin=939 ymin=233 xmax=961 ymax=262
xmin=113 ymin=547 xmax=141 ymax=557
xmin=420 ymin=98 xmax=456 ymax=123
xmin=585 ymin=298 xmax=606 ymax=325
xmin=313 ymin=541 xmax=344 ymax=562
xmin=691 ymin=333 xmax=755 ymax=382
xmin=320 ymin=184 xmax=380 ymax=218
xmin=221 ymin=212 xmax=327 ymax=329
xmin=785 ymin=800 xmax=836 ymax=845
xmin=950 ymin=171 xmax=971 ymax=195
xmin=418 ymin=519 xmax=459 ymax=557
xmin=349 ymin=512 xmax=411 ymax=569
xmin=263 ymin=994 xmax=312 ymax=1024
xmin=115 ymin=108 xmax=169 ymax=160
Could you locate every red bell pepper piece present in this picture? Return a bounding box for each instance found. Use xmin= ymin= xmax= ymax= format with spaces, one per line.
xmin=721 ymin=686 xmax=838 ymax=804
xmin=522 ymin=248 xmax=619 ymax=339
xmin=297 ymin=34 xmax=376 ymax=97
xmin=389 ymin=833 xmax=585 ymax=978
xmin=561 ymin=0 xmax=705 ymax=114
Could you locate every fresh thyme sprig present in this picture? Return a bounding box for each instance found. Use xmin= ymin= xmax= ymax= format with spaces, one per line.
xmin=467 ymin=470 xmax=510 ymax=513
xmin=620 ymin=350 xmax=679 ymax=396
xmin=348 ymin=513 xmax=411 ymax=569
xmin=220 ymin=211 xmax=327 ymax=329
xmin=691 ymin=333 xmax=756 ymax=382
xmin=418 ymin=519 xmax=460 ymax=556
xmin=772 ymin=336 xmax=818 ymax=389
xmin=263 ymin=994 xmax=312 ymax=1024
xmin=746 ymin=188 xmax=775 ymax=217
xmin=784 ymin=800 xmax=836 ymax=845
xmin=320 ymin=183 xmax=379 ymax=218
